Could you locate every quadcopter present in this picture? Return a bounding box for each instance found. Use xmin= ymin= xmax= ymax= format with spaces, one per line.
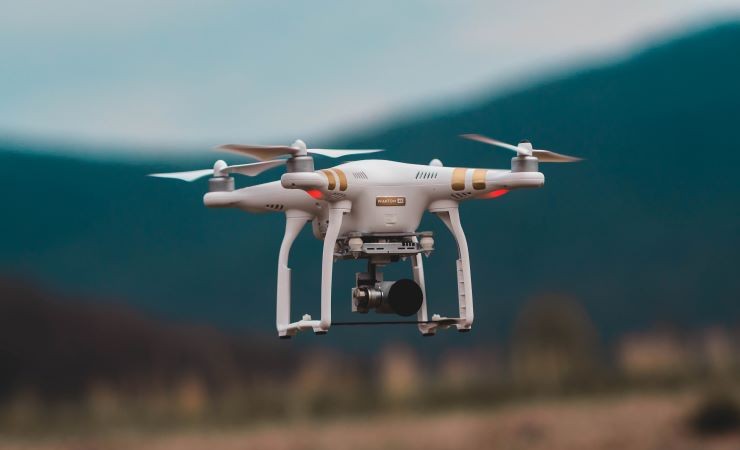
xmin=150 ymin=135 xmax=580 ymax=338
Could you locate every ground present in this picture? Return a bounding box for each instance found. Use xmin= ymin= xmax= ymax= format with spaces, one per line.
xmin=1 ymin=391 xmax=738 ymax=450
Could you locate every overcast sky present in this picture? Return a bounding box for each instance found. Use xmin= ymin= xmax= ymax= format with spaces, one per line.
xmin=1 ymin=0 xmax=739 ymax=157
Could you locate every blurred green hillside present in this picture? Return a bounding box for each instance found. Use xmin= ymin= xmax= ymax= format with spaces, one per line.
xmin=1 ymin=21 xmax=738 ymax=346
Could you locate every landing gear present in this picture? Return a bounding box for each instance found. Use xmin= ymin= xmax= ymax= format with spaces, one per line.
xmin=276 ymin=206 xmax=475 ymax=337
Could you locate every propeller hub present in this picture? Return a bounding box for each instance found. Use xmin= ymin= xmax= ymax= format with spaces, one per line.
xmin=209 ymin=159 xmax=234 ymax=192
xmin=291 ymin=139 xmax=308 ymax=156
xmin=286 ymin=139 xmax=313 ymax=172
xmin=516 ymin=141 xmax=533 ymax=156
xmin=212 ymin=159 xmax=228 ymax=176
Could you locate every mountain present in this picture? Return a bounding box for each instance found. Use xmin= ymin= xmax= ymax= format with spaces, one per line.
xmin=0 ymin=277 xmax=298 ymax=401
xmin=1 ymin=22 xmax=739 ymax=347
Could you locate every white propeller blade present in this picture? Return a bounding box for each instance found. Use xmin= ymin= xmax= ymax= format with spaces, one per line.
xmin=307 ymin=148 xmax=383 ymax=158
xmin=461 ymin=134 xmax=581 ymax=162
xmin=460 ymin=134 xmax=531 ymax=156
xmin=218 ymin=144 xmax=298 ymax=161
xmin=149 ymin=159 xmax=286 ymax=182
xmin=148 ymin=169 xmax=214 ymax=182
xmin=531 ymin=149 xmax=582 ymax=163
xmin=219 ymin=141 xmax=384 ymax=161
xmin=221 ymin=159 xmax=287 ymax=176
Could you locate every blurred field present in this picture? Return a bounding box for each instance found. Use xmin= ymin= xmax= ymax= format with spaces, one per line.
xmin=0 ymin=391 xmax=737 ymax=450
xmin=1 ymin=278 xmax=739 ymax=449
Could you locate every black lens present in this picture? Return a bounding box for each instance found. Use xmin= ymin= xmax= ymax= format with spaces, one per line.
xmin=387 ymin=279 xmax=423 ymax=316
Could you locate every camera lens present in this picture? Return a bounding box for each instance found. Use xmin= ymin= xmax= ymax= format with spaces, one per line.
xmin=386 ymin=279 xmax=423 ymax=316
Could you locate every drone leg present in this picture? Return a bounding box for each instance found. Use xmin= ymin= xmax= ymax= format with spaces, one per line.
xmin=411 ymin=238 xmax=432 ymax=335
xmin=435 ymin=208 xmax=474 ymax=330
xmin=317 ymin=204 xmax=349 ymax=333
xmin=276 ymin=212 xmax=310 ymax=338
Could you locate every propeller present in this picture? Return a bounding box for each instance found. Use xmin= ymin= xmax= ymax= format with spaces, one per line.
xmin=218 ymin=139 xmax=383 ymax=161
xmin=460 ymin=134 xmax=582 ymax=162
xmin=148 ymin=159 xmax=286 ymax=182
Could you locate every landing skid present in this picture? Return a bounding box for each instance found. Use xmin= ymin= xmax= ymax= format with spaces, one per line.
xmin=280 ymin=315 xmax=466 ymax=338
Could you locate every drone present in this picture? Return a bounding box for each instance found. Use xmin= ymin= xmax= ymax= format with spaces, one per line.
xmin=150 ymin=135 xmax=580 ymax=338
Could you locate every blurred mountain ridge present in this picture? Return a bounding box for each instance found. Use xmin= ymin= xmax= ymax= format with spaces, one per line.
xmin=1 ymin=21 xmax=739 ymax=347
xmin=0 ymin=277 xmax=298 ymax=402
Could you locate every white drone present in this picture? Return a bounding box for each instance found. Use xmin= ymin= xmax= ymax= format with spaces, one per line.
xmin=150 ymin=135 xmax=580 ymax=338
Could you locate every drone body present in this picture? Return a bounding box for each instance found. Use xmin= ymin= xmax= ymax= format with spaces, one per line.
xmin=151 ymin=136 xmax=579 ymax=338
xmin=204 ymin=159 xmax=541 ymax=234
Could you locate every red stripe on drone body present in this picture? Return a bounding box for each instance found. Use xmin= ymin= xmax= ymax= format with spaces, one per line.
xmin=482 ymin=189 xmax=509 ymax=199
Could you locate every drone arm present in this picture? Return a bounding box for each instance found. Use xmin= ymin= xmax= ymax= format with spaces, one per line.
xmin=276 ymin=211 xmax=311 ymax=337
xmin=434 ymin=207 xmax=474 ymax=330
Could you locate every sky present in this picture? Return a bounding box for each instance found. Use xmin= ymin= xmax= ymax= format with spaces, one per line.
xmin=1 ymin=0 xmax=739 ymax=158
